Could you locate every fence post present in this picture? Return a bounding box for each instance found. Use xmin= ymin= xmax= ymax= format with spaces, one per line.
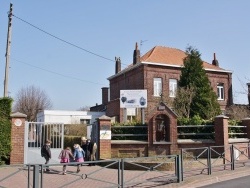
xmin=118 ymin=159 xmax=121 ymax=188
xmin=230 ymin=144 xmax=235 ymax=170
xmin=33 ymin=165 xmax=40 ymax=188
xmin=121 ymin=158 xmax=124 ymax=188
xmin=180 ymin=149 xmax=184 ymax=181
xmin=176 ymin=155 xmax=182 ymax=183
xmin=208 ymin=146 xmax=211 ymax=175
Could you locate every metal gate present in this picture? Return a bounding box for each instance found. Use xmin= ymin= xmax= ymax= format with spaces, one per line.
xmin=24 ymin=122 xmax=64 ymax=164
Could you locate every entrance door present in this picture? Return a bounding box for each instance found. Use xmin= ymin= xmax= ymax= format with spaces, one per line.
xmin=24 ymin=122 xmax=64 ymax=164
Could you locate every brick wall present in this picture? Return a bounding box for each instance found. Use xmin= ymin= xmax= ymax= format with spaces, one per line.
xmin=100 ymin=140 xmax=111 ymax=159
xmin=111 ymin=143 xmax=148 ymax=158
xmin=10 ymin=113 xmax=27 ymax=164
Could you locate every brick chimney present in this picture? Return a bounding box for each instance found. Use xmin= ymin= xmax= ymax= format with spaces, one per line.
xmin=133 ymin=42 xmax=140 ymax=65
xmin=212 ymin=53 xmax=219 ymax=66
xmin=102 ymin=87 xmax=109 ymax=105
xmin=247 ymin=83 xmax=250 ymax=108
xmin=115 ymin=57 xmax=121 ymax=74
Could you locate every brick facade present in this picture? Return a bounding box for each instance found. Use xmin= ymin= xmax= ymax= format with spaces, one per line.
xmin=107 ymin=63 xmax=232 ymax=122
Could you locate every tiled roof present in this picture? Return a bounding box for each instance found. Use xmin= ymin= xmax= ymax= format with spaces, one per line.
xmin=140 ymin=46 xmax=225 ymax=71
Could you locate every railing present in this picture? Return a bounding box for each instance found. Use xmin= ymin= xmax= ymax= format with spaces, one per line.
xmin=228 ymin=125 xmax=247 ymax=138
xmin=18 ymin=155 xmax=181 ymax=188
xmin=111 ymin=126 xmax=148 ymax=140
xmin=178 ymin=124 xmax=248 ymax=139
xmin=177 ymin=125 xmax=214 ymax=139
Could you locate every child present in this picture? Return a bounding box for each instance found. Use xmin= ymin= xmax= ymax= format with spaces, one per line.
xmin=41 ymin=139 xmax=52 ymax=171
xmin=58 ymin=147 xmax=74 ymax=175
xmin=73 ymin=144 xmax=85 ymax=173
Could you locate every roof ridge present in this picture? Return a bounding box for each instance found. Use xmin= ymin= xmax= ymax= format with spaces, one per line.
xmin=145 ymin=46 xmax=157 ymax=59
xmin=155 ymin=45 xmax=186 ymax=53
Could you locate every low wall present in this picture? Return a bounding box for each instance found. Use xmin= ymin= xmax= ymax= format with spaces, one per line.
xmin=111 ymin=141 xmax=148 ymax=158
xmin=111 ymin=140 xmax=217 ymax=157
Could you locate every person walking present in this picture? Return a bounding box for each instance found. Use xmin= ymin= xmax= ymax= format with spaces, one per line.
xmin=81 ymin=137 xmax=90 ymax=162
xmin=81 ymin=137 xmax=97 ymax=166
xmin=58 ymin=147 xmax=74 ymax=175
xmin=73 ymin=144 xmax=85 ymax=173
xmin=41 ymin=139 xmax=52 ymax=172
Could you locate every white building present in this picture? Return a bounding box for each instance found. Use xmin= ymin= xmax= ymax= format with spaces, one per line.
xmin=36 ymin=110 xmax=105 ymax=125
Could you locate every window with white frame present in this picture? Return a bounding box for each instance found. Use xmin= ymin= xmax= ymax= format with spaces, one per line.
xmin=217 ymin=83 xmax=224 ymax=100
xmin=154 ymin=78 xmax=162 ymax=97
xmin=169 ymin=79 xmax=177 ymax=97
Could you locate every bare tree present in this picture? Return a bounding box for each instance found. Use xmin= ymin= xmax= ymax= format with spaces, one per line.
xmin=173 ymin=86 xmax=196 ymax=118
xmin=13 ymin=85 xmax=52 ymax=121
xmin=78 ymin=106 xmax=90 ymax=111
xmin=225 ymin=105 xmax=250 ymax=120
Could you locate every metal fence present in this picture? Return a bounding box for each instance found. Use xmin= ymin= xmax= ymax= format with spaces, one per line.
xmin=181 ymin=143 xmax=250 ymax=180
xmin=1 ymin=144 xmax=250 ymax=188
xmin=0 ymin=155 xmax=181 ymax=188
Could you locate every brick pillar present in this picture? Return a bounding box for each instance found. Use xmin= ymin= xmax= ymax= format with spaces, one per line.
xmin=242 ymin=118 xmax=250 ymax=139
xmin=214 ymin=115 xmax=230 ymax=160
xmin=170 ymin=118 xmax=178 ymax=154
xmin=97 ymin=115 xmax=111 ymax=159
xmin=10 ymin=112 xmax=27 ymax=164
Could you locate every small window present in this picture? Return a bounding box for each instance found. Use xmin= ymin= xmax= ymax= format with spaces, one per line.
xmin=169 ymin=79 xmax=177 ymax=97
xmin=217 ymin=83 xmax=224 ymax=100
xmin=154 ymin=78 xmax=162 ymax=97
xmin=80 ymin=119 xmax=90 ymax=124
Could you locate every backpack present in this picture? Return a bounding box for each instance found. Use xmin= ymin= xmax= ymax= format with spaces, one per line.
xmin=41 ymin=145 xmax=47 ymax=157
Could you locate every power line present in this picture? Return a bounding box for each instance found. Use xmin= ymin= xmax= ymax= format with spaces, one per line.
xmin=11 ymin=57 xmax=106 ymax=86
xmin=12 ymin=14 xmax=116 ymax=63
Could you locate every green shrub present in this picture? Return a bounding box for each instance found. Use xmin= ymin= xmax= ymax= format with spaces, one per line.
xmin=0 ymin=97 xmax=13 ymax=165
xmin=177 ymin=116 xmax=214 ymax=139
xmin=63 ymin=136 xmax=82 ymax=150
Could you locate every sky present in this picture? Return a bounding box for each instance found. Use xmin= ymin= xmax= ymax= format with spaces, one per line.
xmin=0 ymin=1 xmax=250 ymax=111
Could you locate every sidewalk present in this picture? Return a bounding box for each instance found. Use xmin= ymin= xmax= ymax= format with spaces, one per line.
xmin=165 ymin=164 xmax=250 ymax=188
xmin=1 ymin=163 xmax=250 ymax=187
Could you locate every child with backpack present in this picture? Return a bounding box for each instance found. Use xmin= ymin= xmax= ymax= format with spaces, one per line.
xmin=58 ymin=147 xmax=74 ymax=175
xmin=73 ymin=144 xmax=85 ymax=173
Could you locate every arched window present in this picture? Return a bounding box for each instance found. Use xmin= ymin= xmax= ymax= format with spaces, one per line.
xmin=155 ymin=114 xmax=169 ymax=142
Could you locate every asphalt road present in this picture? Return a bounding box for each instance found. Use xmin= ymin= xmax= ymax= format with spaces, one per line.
xmin=198 ymin=175 xmax=250 ymax=188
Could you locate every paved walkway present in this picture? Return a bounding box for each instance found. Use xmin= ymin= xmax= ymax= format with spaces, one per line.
xmin=165 ymin=164 xmax=250 ymax=188
xmin=1 ymin=163 xmax=250 ymax=188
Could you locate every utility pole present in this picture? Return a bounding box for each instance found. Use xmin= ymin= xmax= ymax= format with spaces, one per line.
xmin=4 ymin=3 xmax=13 ymax=97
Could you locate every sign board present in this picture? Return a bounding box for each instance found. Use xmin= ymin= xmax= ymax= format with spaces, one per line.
xmin=100 ymin=130 xmax=111 ymax=140
xmin=120 ymin=90 xmax=147 ymax=108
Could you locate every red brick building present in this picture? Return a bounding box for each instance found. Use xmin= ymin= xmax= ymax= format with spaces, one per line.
xmin=91 ymin=43 xmax=233 ymax=144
